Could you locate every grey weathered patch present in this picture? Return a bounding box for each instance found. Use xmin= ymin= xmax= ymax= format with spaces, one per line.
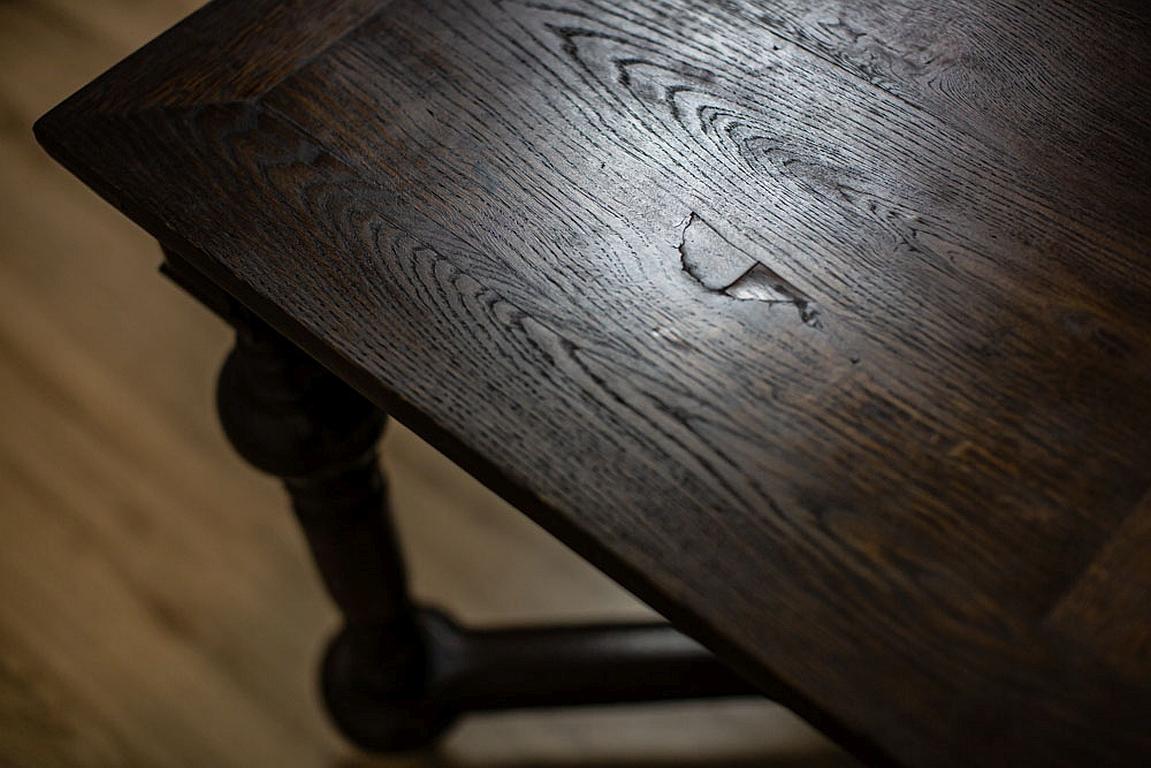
xmin=677 ymin=213 xmax=820 ymax=327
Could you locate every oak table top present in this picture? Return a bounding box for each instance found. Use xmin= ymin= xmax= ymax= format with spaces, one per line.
xmin=36 ymin=0 xmax=1151 ymax=765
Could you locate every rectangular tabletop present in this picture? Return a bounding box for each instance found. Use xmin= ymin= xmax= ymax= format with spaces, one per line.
xmin=36 ymin=1 xmax=1151 ymax=765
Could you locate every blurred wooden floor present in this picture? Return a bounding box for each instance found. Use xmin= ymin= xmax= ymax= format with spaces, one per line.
xmin=0 ymin=1 xmax=856 ymax=766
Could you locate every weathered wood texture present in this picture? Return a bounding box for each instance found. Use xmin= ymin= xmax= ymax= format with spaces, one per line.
xmin=35 ymin=0 xmax=1151 ymax=766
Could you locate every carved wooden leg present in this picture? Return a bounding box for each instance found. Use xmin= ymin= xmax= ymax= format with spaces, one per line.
xmin=215 ymin=316 xmax=448 ymax=749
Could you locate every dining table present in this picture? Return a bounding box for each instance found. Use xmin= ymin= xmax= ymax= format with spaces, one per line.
xmin=35 ymin=0 xmax=1151 ymax=765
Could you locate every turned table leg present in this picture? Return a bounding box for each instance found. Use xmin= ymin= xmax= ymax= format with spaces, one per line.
xmin=215 ymin=313 xmax=450 ymax=749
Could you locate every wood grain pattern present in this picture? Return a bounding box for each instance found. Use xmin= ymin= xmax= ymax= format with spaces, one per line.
xmin=1047 ymin=488 xmax=1151 ymax=679
xmin=34 ymin=0 xmax=1151 ymax=765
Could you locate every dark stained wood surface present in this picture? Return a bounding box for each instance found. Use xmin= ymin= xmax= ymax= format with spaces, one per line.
xmin=35 ymin=0 xmax=1151 ymax=765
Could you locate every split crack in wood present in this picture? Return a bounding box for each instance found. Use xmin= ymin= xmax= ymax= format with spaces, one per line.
xmin=677 ymin=213 xmax=820 ymax=327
